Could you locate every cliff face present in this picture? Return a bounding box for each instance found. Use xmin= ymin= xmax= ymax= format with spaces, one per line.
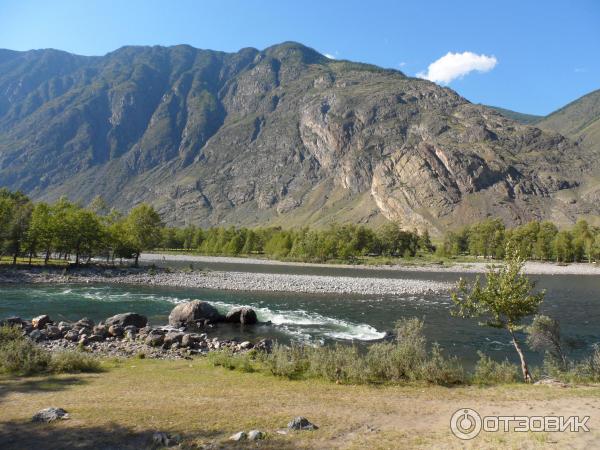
xmin=0 ymin=42 xmax=598 ymax=232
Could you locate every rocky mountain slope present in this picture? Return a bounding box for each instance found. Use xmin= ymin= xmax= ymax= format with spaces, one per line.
xmin=536 ymin=89 xmax=600 ymax=154
xmin=1 ymin=42 xmax=599 ymax=232
xmin=486 ymin=106 xmax=541 ymax=125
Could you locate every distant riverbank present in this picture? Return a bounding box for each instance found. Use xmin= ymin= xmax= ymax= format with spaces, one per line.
xmin=0 ymin=266 xmax=450 ymax=296
xmin=141 ymin=253 xmax=600 ymax=276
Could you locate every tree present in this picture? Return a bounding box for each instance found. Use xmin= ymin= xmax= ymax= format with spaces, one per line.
xmin=26 ymin=202 xmax=53 ymax=265
xmin=68 ymin=208 xmax=103 ymax=265
xmin=534 ymin=222 xmax=558 ymax=261
xmin=526 ymin=315 xmax=567 ymax=370
xmin=451 ymin=247 xmax=544 ymax=382
xmin=553 ymin=231 xmax=574 ymax=263
xmin=0 ymin=190 xmax=33 ymax=265
xmin=124 ymin=204 xmax=163 ymax=266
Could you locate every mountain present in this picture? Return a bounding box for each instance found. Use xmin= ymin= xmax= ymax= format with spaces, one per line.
xmin=536 ymin=89 xmax=600 ymax=154
xmin=1 ymin=42 xmax=599 ymax=233
xmin=486 ymin=106 xmax=541 ymax=125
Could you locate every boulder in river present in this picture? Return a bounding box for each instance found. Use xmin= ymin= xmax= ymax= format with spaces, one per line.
xmin=225 ymin=307 xmax=258 ymax=325
xmin=168 ymin=300 xmax=223 ymax=327
xmin=105 ymin=312 xmax=148 ymax=329
xmin=31 ymin=315 xmax=51 ymax=329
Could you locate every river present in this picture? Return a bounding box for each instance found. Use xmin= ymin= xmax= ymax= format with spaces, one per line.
xmin=1 ymin=259 xmax=599 ymax=366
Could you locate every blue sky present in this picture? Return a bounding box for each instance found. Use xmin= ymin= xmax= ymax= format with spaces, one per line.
xmin=0 ymin=0 xmax=598 ymax=115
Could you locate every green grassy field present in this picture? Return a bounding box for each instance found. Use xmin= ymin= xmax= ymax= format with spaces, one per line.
xmin=1 ymin=358 xmax=599 ymax=449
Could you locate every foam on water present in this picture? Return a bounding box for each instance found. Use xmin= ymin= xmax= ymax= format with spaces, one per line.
xmin=17 ymin=285 xmax=387 ymax=342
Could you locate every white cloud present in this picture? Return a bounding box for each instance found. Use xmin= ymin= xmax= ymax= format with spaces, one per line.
xmin=398 ymin=61 xmax=407 ymax=68
xmin=417 ymin=51 xmax=497 ymax=85
xmin=324 ymin=53 xmax=336 ymax=59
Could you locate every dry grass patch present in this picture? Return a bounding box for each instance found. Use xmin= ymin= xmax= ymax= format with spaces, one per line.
xmin=0 ymin=358 xmax=599 ymax=449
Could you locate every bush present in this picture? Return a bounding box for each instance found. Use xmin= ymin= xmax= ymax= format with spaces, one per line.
xmin=50 ymin=351 xmax=102 ymax=373
xmin=0 ymin=338 xmax=51 ymax=376
xmin=306 ymin=344 xmax=367 ymax=384
xmin=472 ymin=352 xmax=520 ymax=385
xmin=266 ymin=343 xmax=309 ymax=379
xmin=0 ymin=325 xmax=23 ymax=345
xmin=208 ymin=349 xmax=259 ymax=373
xmin=418 ymin=344 xmax=466 ymax=385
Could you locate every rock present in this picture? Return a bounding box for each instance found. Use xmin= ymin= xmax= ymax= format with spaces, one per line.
xmin=93 ymin=324 xmax=109 ymax=338
xmin=288 ymin=416 xmax=318 ymax=430
xmin=152 ymin=431 xmax=180 ymax=447
xmin=180 ymin=333 xmax=196 ymax=348
xmin=74 ymin=317 xmax=94 ymax=329
xmin=248 ymin=430 xmax=265 ymax=441
xmin=57 ymin=321 xmax=72 ymax=332
xmin=124 ymin=329 xmax=137 ymax=341
xmin=225 ymin=307 xmax=258 ymax=325
xmin=64 ymin=330 xmax=79 ymax=342
xmin=255 ymin=338 xmax=273 ymax=353
xmin=105 ymin=312 xmax=148 ymax=329
xmin=78 ymin=335 xmax=89 ymax=346
xmin=32 ymin=407 xmax=69 ymax=423
xmin=45 ymin=325 xmax=63 ymax=340
xmin=88 ymin=334 xmax=105 ymax=343
xmin=145 ymin=329 xmax=165 ymax=347
xmin=1 ymin=316 xmax=24 ymax=327
xmin=108 ymin=324 xmax=124 ymax=337
xmin=163 ymin=331 xmax=185 ymax=346
xmin=168 ymin=300 xmax=223 ymax=327
xmin=31 ymin=315 xmax=51 ymax=329
xmin=239 ymin=341 xmax=253 ymax=350
xmin=28 ymin=329 xmax=45 ymax=342
xmin=229 ymin=431 xmax=247 ymax=441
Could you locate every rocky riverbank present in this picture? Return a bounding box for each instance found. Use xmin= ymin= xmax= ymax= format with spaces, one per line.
xmin=2 ymin=305 xmax=273 ymax=360
xmin=0 ymin=265 xmax=451 ymax=295
xmin=142 ymin=253 xmax=600 ymax=276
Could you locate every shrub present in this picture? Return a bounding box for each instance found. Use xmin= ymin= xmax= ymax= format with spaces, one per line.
xmin=266 ymin=343 xmax=309 ymax=379
xmin=207 ymin=349 xmax=258 ymax=373
xmin=0 ymin=325 xmax=23 ymax=345
xmin=0 ymin=338 xmax=51 ymax=376
xmin=50 ymin=351 xmax=102 ymax=373
xmin=472 ymin=352 xmax=520 ymax=385
xmin=306 ymin=344 xmax=367 ymax=384
xmin=418 ymin=344 xmax=466 ymax=385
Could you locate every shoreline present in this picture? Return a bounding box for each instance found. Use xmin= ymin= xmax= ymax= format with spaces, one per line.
xmin=0 ymin=266 xmax=451 ymax=296
xmin=141 ymin=253 xmax=600 ymax=276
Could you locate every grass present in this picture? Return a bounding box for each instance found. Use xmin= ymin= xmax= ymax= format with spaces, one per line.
xmin=0 ymin=257 xmax=69 ymax=268
xmin=1 ymin=358 xmax=599 ymax=449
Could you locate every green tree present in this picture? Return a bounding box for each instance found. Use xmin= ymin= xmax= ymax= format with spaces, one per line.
xmin=451 ymin=248 xmax=544 ymax=382
xmin=534 ymin=222 xmax=558 ymax=261
xmin=124 ymin=204 xmax=163 ymax=266
xmin=552 ymin=231 xmax=574 ymax=263
xmin=26 ymin=202 xmax=53 ymax=265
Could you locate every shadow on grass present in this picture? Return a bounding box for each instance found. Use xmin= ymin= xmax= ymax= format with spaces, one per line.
xmin=0 ymin=420 xmax=304 ymax=450
xmin=0 ymin=375 xmax=89 ymax=402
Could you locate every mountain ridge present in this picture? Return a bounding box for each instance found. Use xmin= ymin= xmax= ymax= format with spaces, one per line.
xmin=1 ymin=42 xmax=599 ymax=233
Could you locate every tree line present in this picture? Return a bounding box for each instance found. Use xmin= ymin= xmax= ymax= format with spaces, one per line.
xmin=438 ymin=218 xmax=600 ymax=262
xmin=160 ymin=223 xmax=433 ymax=262
xmin=2 ymin=186 xmax=600 ymax=265
xmin=0 ymin=189 xmax=162 ymax=266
